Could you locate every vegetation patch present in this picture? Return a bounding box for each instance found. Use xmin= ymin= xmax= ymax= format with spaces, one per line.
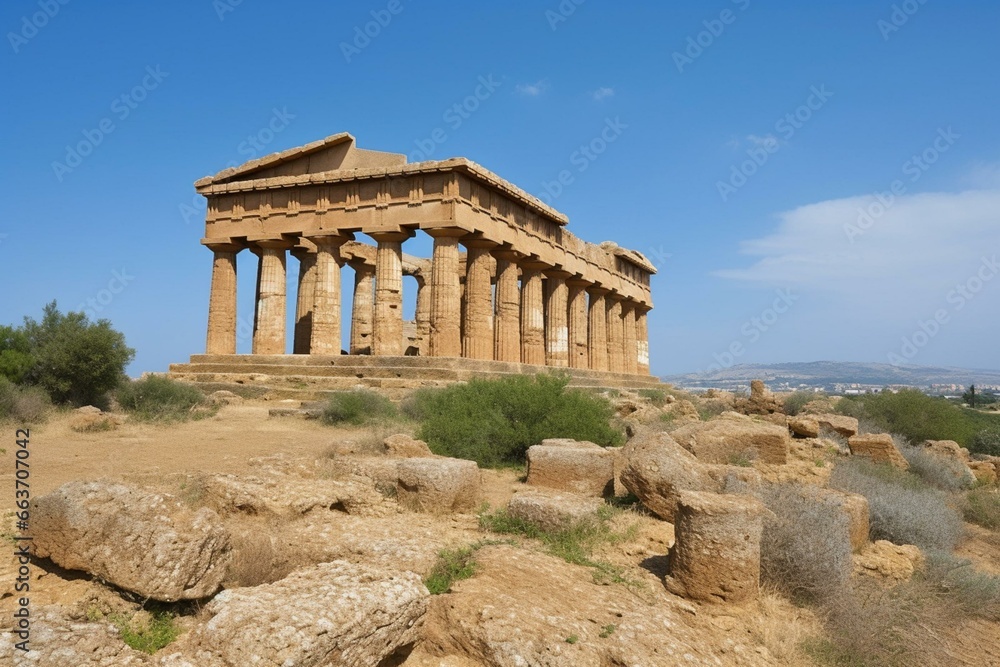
xmin=117 ymin=375 xmax=215 ymax=423
xmin=964 ymin=487 xmax=1000 ymax=530
xmin=414 ymin=374 xmax=623 ymax=468
xmin=424 ymin=539 xmax=512 ymax=594
xmin=86 ymin=607 xmax=180 ymax=655
xmin=320 ymin=389 xmax=398 ymax=426
xmin=0 ymin=377 xmax=52 ymax=423
xmin=783 ymin=390 xmax=825 ymax=416
xmin=899 ymin=443 xmax=974 ymax=492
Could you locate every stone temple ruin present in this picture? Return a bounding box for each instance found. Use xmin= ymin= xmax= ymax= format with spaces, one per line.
xmin=169 ymin=133 xmax=662 ymax=395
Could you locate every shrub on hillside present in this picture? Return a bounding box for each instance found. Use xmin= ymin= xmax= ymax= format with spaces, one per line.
xmin=117 ymin=376 xmax=213 ymax=422
xmin=759 ymin=483 xmax=852 ymax=603
xmin=964 ymin=488 xmax=1000 ymax=530
xmin=0 ymin=325 xmax=35 ymax=385
xmin=829 ymin=457 xmax=962 ymax=551
xmin=900 ymin=443 xmax=975 ymax=492
xmin=971 ymin=427 xmax=1000 ymax=456
xmin=416 ymin=374 xmax=623 ymax=467
xmin=321 ymin=389 xmax=397 ymax=426
xmin=782 ymin=390 xmax=824 ymax=416
xmin=20 ymin=302 xmax=135 ymax=406
xmin=0 ymin=377 xmax=52 ymax=423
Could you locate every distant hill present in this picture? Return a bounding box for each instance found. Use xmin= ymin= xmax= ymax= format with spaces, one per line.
xmin=663 ymin=361 xmax=1000 ymax=390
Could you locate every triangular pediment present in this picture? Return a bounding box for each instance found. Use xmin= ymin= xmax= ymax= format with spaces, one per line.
xmin=195 ymin=133 xmax=407 ymax=190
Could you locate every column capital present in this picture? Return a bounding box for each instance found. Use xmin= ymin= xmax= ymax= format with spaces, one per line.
xmin=425 ymin=227 xmax=468 ymax=239
xmin=461 ymin=235 xmax=498 ymax=250
xmin=347 ymin=257 xmax=375 ymax=273
xmin=566 ymin=275 xmax=591 ymax=288
xmin=368 ymin=229 xmax=415 ymax=243
xmin=586 ymin=285 xmax=612 ymax=296
xmin=492 ymin=247 xmax=523 ymax=262
xmin=519 ymin=257 xmax=551 ymax=272
xmin=305 ymin=232 xmax=352 ymax=250
xmin=251 ymin=238 xmax=295 ymax=251
xmin=203 ymin=240 xmax=244 ymax=253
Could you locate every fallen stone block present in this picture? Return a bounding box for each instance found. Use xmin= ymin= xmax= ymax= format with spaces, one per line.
xmin=397 ymin=458 xmax=481 ymax=514
xmin=788 ymin=416 xmax=820 ymax=439
xmin=383 ymin=433 xmax=434 ymax=458
xmin=670 ymin=414 xmax=790 ymax=464
xmin=526 ymin=443 xmax=614 ymax=497
xmin=848 ymin=433 xmax=909 ymax=469
xmin=816 ymin=414 xmax=859 ymax=438
xmin=506 ymin=490 xmax=604 ymax=532
xmin=968 ymin=461 xmax=998 ymax=485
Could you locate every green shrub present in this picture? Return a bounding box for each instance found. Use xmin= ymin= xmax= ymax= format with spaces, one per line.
xmin=117 ymin=376 xmax=213 ymax=423
xmin=964 ymin=488 xmax=1000 ymax=530
xmin=971 ymin=427 xmax=1000 ymax=456
xmin=783 ymin=390 xmax=823 ymax=416
xmin=900 ymin=444 xmax=975 ymax=492
xmin=416 ymin=374 xmax=623 ymax=467
xmin=321 ymin=389 xmax=397 ymax=426
xmin=424 ymin=545 xmax=479 ymax=594
xmin=0 ymin=325 xmax=35 ymax=385
xmin=108 ymin=610 xmax=179 ymax=654
xmin=21 ymin=302 xmax=134 ymax=406
xmin=760 ymin=484 xmax=852 ymax=603
xmin=837 ymin=389 xmax=999 ymax=450
xmin=637 ymin=388 xmax=666 ymax=406
xmin=0 ymin=377 xmax=52 ymax=423
xmin=829 ymin=457 xmax=962 ymax=551
xmin=399 ymin=386 xmax=440 ymax=421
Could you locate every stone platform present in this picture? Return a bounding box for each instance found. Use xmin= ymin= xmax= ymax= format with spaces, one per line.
xmin=168 ymin=354 xmax=663 ymax=401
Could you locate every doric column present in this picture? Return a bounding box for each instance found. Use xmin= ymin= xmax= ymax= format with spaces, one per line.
xmin=493 ymin=248 xmax=521 ymax=363
xmin=291 ymin=247 xmax=317 ymax=354
xmin=427 ymin=229 xmax=464 ymax=357
xmin=349 ymin=259 xmax=375 ymax=354
xmin=544 ymin=269 xmax=571 ymax=367
xmin=636 ymin=307 xmax=651 ymax=375
xmin=606 ymin=294 xmax=624 ymax=373
xmin=520 ymin=261 xmax=548 ymax=365
xmin=462 ymin=238 xmax=497 ymax=360
xmin=587 ymin=287 xmax=609 ymax=371
xmin=414 ymin=276 xmax=430 ymax=356
xmin=205 ymin=243 xmax=241 ymax=355
xmin=622 ymin=301 xmax=638 ymax=375
xmin=567 ymin=278 xmax=590 ymax=369
xmin=370 ymin=231 xmax=410 ymax=356
xmin=307 ymin=234 xmax=349 ymax=355
xmin=252 ymin=239 xmax=293 ymax=355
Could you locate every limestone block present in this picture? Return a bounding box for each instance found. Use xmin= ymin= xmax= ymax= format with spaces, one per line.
xmin=507 ymin=490 xmax=604 ymax=532
xmin=848 ymin=433 xmax=909 ymax=469
xmin=397 ymin=458 xmax=481 ymax=513
xmin=526 ymin=444 xmax=614 ymax=497
xmin=383 ymin=433 xmax=434 ymax=458
xmin=788 ymin=416 xmax=820 ymax=438
xmin=968 ymin=461 xmax=998 ymax=485
xmin=670 ymin=414 xmax=790 ymax=464
xmin=816 ymin=414 xmax=859 ymax=438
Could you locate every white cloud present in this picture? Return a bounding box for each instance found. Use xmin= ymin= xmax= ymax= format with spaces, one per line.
xmin=591 ymin=86 xmax=615 ymax=101
xmin=515 ymin=80 xmax=549 ymax=96
xmin=965 ymin=161 xmax=1000 ymax=189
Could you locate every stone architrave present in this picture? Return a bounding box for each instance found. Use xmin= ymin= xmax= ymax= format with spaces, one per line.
xmin=587 ymin=287 xmax=609 ymax=371
xmin=520 ymin=261 xmax=548 ymax=365
xmin=291 ymin=246 xmax=317 ymax=354
xmin=493 ymin=248 xmax=521 ymax=363
xmin=427 ymin=229 xmax=464 ymax=358
xmin=606 ymin=295 xmax=624 ymax=373
xmin=252 ymin=239 xmax=293 ymax=355
xmin=567 ymin=277 xmax=590 ymax=369
xmin=308 ymin=233 xmax=349 ymax=355
xmin=462 ymin=238 xmax=497 ymax=360
xmin=205 ymin=242 xmax=241 ymax=355
xmin=349 ymin=259 xmax=375 ymax=355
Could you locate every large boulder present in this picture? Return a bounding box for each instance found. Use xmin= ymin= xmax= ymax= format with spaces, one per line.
xmin=506 ymin=490 xmax=604 ymax=532
xmin=787 ymin=416 xmax=820 ymax=439
xmin=383 ymin=433 xmax=434 ymax=458
xmin=848 ymin=434 xmax=909 ymax=469
xmin=968 ymin=461 xmax=998 ymax=485
xmin=734 ymin=379 xmax=783 ymax=415
xmin=619 ymin=430 xmax=759 ymax=522
xmin=922 ymin=439 xmax=971 ymax=462
xmin=666 ymin=491 xmax=766 ymax=604
xmin=526 ymin=441 xmax=614 ymax=497
xmin=32 ymin=481 xmax=230 ymax=601
xmin=670 ymin=413 xmax=790 ymax=464
xmin=177 ymin=561 xmax=428 ymax=667
xmin=815 ymin=414 xmax=859 ymax=438
xmin=397 ymin=458 xmax=481 ymax=514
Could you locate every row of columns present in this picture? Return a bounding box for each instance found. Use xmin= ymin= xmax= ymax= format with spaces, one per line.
xmin=205 ymin=231 xmax=651 ymax=374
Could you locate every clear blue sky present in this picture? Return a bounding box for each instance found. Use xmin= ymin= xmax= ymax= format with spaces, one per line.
xmin=3 ymin=0 xmax=999 ymax=376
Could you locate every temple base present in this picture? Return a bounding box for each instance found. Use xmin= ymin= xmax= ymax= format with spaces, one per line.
xmin=168 ymin=354 xmax=662 ymax=401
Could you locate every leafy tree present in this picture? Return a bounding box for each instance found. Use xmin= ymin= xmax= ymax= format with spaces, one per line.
xmin=963 ymin=385 xmax=977 ymax=409
xmin=21 ymin=302 xmax=135 ymax=406
xmin=0 ymin=325 xmax=35 ymax=384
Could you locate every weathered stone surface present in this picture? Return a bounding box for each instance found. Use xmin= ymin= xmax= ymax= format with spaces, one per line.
xmin=200 ymin=473 xmax=395 ymax=518
xmin=526 ymin=443 xmax=614 ymax=496
xmin=834 ymin=491 xmax=870 ymax=552
xmin=69 ymin=406 xmax=124 ymax=432
xmin=816 ymin=414 xmax=859 ymax=438
xmin=0 ymin=606 xmax=150 ymax=666
xmin=969 ymin=461 xmax=998 ymax=485
xmin=507 ymin=490 xmax=604 ymax=532
xmin=848 ymin=433 xmax=909 ymax=469
xmin=397 ymin=458 xmax=481 ymax=514
xmin=383 ymin=433 xmax=434 ymax=458
xmin=667 ymin=490 xmax=766 ymax=604
xmin=788 ymin=416 xmax=820 ymax=438
xmin=853 ymin=540 xmax=924 ymax=583
xmin=180 ymin=561 xmax=428 ymax=667
xmin=206 ymin=389 xmax=243 ymax=406
xmin=923 ymin=439 xmax=971 ymax=462
xmin=619 ymin=430 xmax=759 ymax=521
xmin=734 ymin=379 xmax=783 ymax=415
xmin=670 ymin=413 xmax=790 ymax=464
xmin=539 ymin=437 xmax=603 ymax=449
xmin=32 ymin=481 xmax=230 ymax=601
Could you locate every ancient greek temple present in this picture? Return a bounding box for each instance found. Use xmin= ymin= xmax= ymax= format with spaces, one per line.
xmin=170 ymin=133 xmax=661 ymax=394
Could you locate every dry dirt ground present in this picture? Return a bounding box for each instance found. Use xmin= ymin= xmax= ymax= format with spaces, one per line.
xmin=1 ymin=404 xmax=999 ymax=666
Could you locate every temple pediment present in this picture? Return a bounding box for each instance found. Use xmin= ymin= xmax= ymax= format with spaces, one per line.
xmin=195 ymin=133 xmax=407 ymax=190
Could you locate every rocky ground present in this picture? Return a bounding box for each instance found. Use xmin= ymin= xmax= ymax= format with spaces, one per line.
xmin=0 ymin=387 xmax=998 ymax=666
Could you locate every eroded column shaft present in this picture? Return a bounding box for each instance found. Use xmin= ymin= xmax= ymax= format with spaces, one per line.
xmin=587 ymin=289 xmax=608 ymax=372
xmin=567 ymin=280 xmax=589 ymax=369
xmin=350 ymin=262 xmax=375 ymax=355
xmin=310 ymin=237 xmax=345 ymax=355
xmin=428 ymin=233 xmax=462 ymax=357
xmin=606 ymin=296 xmax=624 ymax=373
xmin=493 ymin=252 xmax=521 ymax=363
xmin=252 ymin=242 xmax=290 ymax=354
xmin=622 ymin=301 xmax=638 ymax=375
xmin=544 ymin=272 xmax=569 ymax=367
xmin=206 ymin=245 xmax=239 ymax=355
xmin=520 ymin=267 xmax=546 ymax=365
xmin=636 ymin=308 xmax=651 ymax=375
xmin=292 ymin=250 xmax=317 ymax=354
